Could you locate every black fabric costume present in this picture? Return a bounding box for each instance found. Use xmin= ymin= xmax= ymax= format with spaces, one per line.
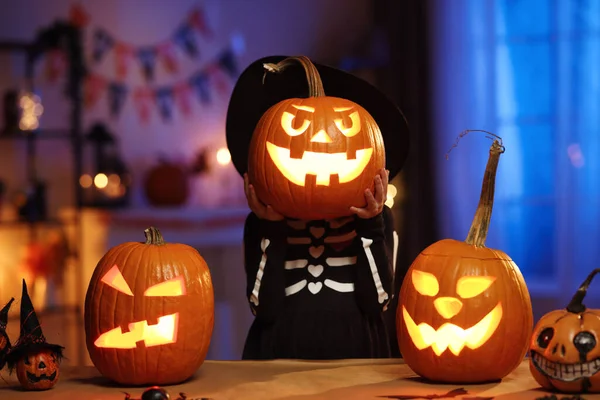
xmin=225 ymin=55 xmax=411 ymax=360
xmin=242 ymin=206 xmax=398 ymax=360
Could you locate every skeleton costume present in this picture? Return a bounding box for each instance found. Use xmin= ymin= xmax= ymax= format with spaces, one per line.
xmin=226 ymin=55 xmax=410 ymax=360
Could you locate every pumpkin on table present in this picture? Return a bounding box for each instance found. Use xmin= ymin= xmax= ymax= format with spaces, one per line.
xmin=247 ymin=56 xmax=386 ymax=221
xmin=84 ymin=227 xmax=214 ymax=386
xmin=6 ymin=280 xmax=64 ymax=391
xmin=530 ymin=268 xmax=600 ymax=393
xmin=397 ymin=132 xmax=533 ymax=384
xmin=144 ymin=158 xmax=189 ymax=207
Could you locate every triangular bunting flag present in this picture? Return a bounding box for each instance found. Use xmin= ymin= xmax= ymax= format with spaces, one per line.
xmin=173 ymin=24 xmax=199 ymax=58
xmin=218 ymin=49 xmax=238 ymax=79
xmin=155 ymin=87 xmax=174 ymax=121
xmin=189 ymin=72 xmax=211 ymax=104
xmin=137 ymin=47 xmax=157 ymax=82
xmin=92 ymin=28 xmax=114 ymax=63
xmin=188 ymin=8 xmax=213 ymax=38
xmin=108 ymin=82 xmax=128 ymax=117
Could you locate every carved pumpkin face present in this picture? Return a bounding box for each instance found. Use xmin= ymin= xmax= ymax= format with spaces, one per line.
xmin=248 ymin=96 xmax=385 ymax=220
xmin=397 ymin=239 xmax=533 ymax=383
xmin=529 ymin=269 xmax=600 ymax=393
xmin=84 ymin=227 xmax=214 ymax=386
xmin=16 ymin=350 xmax=60 ymax=391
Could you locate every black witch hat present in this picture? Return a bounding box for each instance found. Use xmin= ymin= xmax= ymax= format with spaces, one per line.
xmin=6 ymin=280 xmax=64 ymax=371
xmin=0 ymin=297 xmax=15 ymax=370
xmin=226 ymin=55 xmax=411 ymax=181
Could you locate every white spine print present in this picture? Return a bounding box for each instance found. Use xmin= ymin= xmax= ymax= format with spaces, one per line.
xmin=361 ymin=237 xmax=389 ymax=304
xmin=250 ymin=238 xmax=270 ymax=306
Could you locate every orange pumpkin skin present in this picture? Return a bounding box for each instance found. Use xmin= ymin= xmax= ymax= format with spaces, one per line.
xmin=16 ymin=350 xmax=60 ymax=391
xmin=84 ymin=227 xmax=214 ymax=386
xmin=248 ymin=96 xmax=385 ymax=221
xmin=529 ymin=269 xmax=600 ymax=393
xmin=397 ymin=239 xmax=533 ymax=383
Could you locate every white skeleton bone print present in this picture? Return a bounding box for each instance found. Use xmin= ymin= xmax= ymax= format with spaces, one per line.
xmin=250 ymin=216 xmax=398 ymax=301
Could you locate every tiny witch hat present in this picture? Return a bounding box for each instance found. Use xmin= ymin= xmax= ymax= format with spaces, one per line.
xmin=6 ymin=280 xmax=64 ymax=370
xmin=226 ymin=55 xmax=411 ymax=181
xmin=0 ymin=297 xmax=15 ymax=370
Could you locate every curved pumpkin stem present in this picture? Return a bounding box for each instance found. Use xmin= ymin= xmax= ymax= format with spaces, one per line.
xmin=144 ymin=227 xmax=165 ymax=246
xmin=566 ymin=268 xmax=600 ymax=313
xmin=263 ymin=56 xmax=325 ymax=98
xmin=451 ymin=130 xmax=505 ymax=247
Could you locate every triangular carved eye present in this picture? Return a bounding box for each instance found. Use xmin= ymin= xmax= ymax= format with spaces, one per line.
xmin=411 ymin=270 xmax=439 ymax=297
xmin=101 ymin=265 xmax=133 ymax=296
xmin=144 ymin=275 xmax=186 ymax=297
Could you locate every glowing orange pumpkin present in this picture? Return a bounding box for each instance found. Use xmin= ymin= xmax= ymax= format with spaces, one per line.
xmin=397 ymin=134 xmax=533 ymax=383
xmin=84 ymin=227 xmax=214 ymax=386
xmin=248 ymin=56 xmax=385 ymax=221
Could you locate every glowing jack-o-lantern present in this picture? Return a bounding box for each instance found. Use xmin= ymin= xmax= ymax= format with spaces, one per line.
xmin=248 ymin=56 xmax=385 ymax=220
xmin=530 ymin=268 xmax=600 ymax=393
xmin=397 ymin=134 xmax=533 ymax=384
xmin=84 ymin=227 xmax=214 ymax=386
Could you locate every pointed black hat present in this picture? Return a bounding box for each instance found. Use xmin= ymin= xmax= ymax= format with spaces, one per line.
xmin=6 ymin=280 xmax=64 ymax=370
xmin=226 ymin=55 xmax=411 ymax=181
xmin=0 ymin=297 xmax=14 ymax=331
xmin=0 ymin=297 xmax=15 ymax=370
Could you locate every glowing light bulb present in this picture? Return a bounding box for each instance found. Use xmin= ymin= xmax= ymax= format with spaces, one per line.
xmin=79 ymin=174 xmax=93 ymax=188
xmin=216 ymin=147 xmax=231 ymax=166
xmin=94 ymin=173 xmax=108 ymax=189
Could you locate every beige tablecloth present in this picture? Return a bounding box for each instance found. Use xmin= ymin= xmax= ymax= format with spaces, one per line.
xmin=0 ymin=359 xmax=597 ymax=400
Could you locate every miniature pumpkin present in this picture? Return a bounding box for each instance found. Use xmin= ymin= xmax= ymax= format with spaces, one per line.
xmin=248 ymin=56 xmax=385 ymax=220
xmin=144 ymin=158 xmax=189 ymax=207
xmin=397 ymin=132 xmax=533 ymax=383
xmin=530 ymin=268 xmax=600 ymax=393
xmin=84 ymin=227 xmax=214 ymax=386
xmin=16 ymin=349 xmax=60 ymax=390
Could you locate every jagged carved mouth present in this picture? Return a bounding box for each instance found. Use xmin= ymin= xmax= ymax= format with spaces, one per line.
xmin=26 ymin=371 xmax=57 ymax=382
xmin=266 ymin=141 xmax=373 ymax=186
xmin=402 ymin=303 xmax=503 ymax=356
xmin=531 ymin=351 xmax=600 ymax=382
xmin=94 ymin=312 xmax=179 ymax=349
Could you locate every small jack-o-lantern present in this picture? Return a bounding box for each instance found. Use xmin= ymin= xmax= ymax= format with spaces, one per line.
xmin=6 ymin=280 xmax=64 ymax=391
xmin=16 ymin=350 xmax=60 ymax=390
xmin=84 ymin=227 xmax=214 ymax=386
xmin=530 ymin=268 xmax=600 ymax=393
xmin=248 ymin=56 xmax=385 ymax=220
xmin=397 ymin=133 xmax=533 ymax=383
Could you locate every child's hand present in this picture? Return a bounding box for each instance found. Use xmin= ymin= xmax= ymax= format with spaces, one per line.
xmin=350 ymin=168 xmax=389 ymax=219
xmin=244 ymin=173 xmax=284 ymax=221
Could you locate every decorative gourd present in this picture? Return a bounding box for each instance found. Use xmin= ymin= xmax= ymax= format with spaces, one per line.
xmin=144 ymin=158 xmax=189 ymax=207
xmin=530 ymin=268 xmax=600 ymax=393
xmin=84 ymin=227 xmax=214 ymax=386
xmin=16 ymin=350 xmax=60 ymax=390
xmin=248 ymin=56 xmax=385 ymax=221
xmin=397 ymin=132 xmax=533 ymax=383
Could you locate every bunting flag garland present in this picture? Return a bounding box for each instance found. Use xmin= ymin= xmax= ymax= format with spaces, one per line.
xmin=88 ymin=5 xmax=213 ymax=83
xmin=83 ymin=45 xmax=242 ymax=123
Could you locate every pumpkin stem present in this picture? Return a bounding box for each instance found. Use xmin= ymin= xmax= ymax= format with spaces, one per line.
xmin=566 ymin=268 xmax=600 ymax=313
xmin=457 ymin=130 xmax=505 ymax=247
xmin=144 ymin=227 xmax=165 ymax=245
xmin=262 ymin=56 xmax=325 ymax=97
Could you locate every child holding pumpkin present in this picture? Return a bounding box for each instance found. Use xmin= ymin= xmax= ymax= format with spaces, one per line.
xmin=226 ymin=56 xmax=410 ymax=360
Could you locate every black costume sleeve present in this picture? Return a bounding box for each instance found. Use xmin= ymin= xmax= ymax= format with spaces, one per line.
xmin=243 ymin=212 xmax=288 ymax=323
xmin=353 ymin=206 xmax=395 ymax=316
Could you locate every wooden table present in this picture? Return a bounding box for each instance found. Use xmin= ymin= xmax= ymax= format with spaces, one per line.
xmin=0 ymin=359 xmax=596 ymax=400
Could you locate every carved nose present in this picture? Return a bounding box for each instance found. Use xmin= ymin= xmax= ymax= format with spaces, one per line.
xmin=574 ymin=332 xmax=596 ymax=358
xmin=38 ymin=361 xmax=46 ymax=369
xmin=434 ymin=297 xmax=463 ymax=319
xmin=311 ymin=130 xmax=332 ymax=143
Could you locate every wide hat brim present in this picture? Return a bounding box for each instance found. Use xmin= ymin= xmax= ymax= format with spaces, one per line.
xmin=226 ymin=55 xmax=410 ymax=181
